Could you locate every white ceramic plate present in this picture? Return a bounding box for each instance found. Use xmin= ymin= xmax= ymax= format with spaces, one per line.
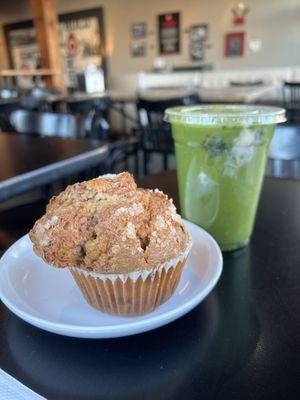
xmin=0 ymin=220 xmax=222 ymax=339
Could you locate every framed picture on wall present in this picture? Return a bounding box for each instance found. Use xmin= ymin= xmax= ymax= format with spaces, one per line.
xmin=131 ymin=22 xmax=147 ymax=39
xmin=158 ymin=12 xmax=180 ymax=55
xmin=3 ymin=7 xmax=107 ymax=88
xmin=190 ymin=24 xmax=208 ymax=60
xmin=224 ymin=32 xmax=245 ymax=57
xmin=59 ymin=8 xmax=106 ymax=87
xmin=3 ymin=21 xmax=40 ymax=87
xmin=130 ymin=42 xmax=146 ymax=57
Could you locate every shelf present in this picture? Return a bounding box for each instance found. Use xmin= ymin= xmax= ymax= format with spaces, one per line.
xmin=0 ymin=69 xmax=58 ymax=77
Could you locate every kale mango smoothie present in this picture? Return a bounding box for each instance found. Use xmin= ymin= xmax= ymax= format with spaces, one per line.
xmin=165 ymin=105 xmax=286 ymax=251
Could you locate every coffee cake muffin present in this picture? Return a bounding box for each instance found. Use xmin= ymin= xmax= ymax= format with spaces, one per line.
xmin=29 ymin=172 xmax=191 ymax=316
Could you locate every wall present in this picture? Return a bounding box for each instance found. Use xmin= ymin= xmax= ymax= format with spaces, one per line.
xmin=109 ymin=0 xmax=300 ymax=76
xmin=0 ymin=0 xmax=300 ymax=81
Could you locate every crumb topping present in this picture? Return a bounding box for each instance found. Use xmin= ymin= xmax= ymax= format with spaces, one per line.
xmin=29 ymin=172 xmax=189 ymax=274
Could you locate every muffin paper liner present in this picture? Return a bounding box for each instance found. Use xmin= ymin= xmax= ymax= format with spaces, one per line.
xmin=68 ymin=241 xmax=192 ymax=316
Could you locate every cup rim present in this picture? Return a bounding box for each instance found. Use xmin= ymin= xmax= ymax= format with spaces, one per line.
xmin=164 ymin=104 xmax=286 ymax=126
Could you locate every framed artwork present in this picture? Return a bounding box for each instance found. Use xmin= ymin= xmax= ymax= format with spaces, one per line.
xmin=158 ymin=12 xmax=180 ymax=55
xmin=131 ymin=22 xmax=147 ymax=39
xmin=3 ymin=21 xmax=40 ymax=87
xmin=131 ymin=42 xmax=146 ymax=57
xmin=190 ymin=24 xmax=208 ymax=61
xmin=225 ymin=32 xmax=245 ymax=57
xmin=59 ymin=8 xmax=106 ymax=87
xmin=3 ymin=8 xmax=106 ymax=88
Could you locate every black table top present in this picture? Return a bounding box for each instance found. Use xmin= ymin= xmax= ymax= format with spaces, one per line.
xmin=0 ymin=98 xmax=20 ymax=113
xmin=0 ymin=171 xmax=299 ymax=400
xmin=0 ymin=133 xmax=105 ymax=182
xmin=0 ymin=133 xmax=109 ymax=201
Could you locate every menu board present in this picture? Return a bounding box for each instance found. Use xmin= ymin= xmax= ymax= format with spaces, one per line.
xmin=158 ymin=12 xmax=180 ymax=55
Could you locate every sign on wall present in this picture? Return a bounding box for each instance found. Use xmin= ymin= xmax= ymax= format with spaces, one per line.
xmin=4 ymin=23 xmax=40 ymax=87
xmin=59 ymin=10 xmax=105 ymax=87
xmin=190 ymin=24 xmax=208 ymax=61
xmin=4 ymin=8 xmax=106 ymax=88
xmin=131 ymin=22 xmax=147 ymax=39
xmin=224 ymin=32 xmax=245 ymax=57
xmin=158 ymin=12 xmax=180 ymax=55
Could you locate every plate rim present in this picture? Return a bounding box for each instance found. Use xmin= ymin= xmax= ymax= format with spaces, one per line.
xmin=0 ymin=219 xmax=223 ymax=337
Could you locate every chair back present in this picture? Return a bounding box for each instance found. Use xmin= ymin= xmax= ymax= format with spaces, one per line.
xmin=267 ymin=124 xmax=300 ymax=179
xmin=65 ymin=96 xmax=112 ymax=140
xmin=269 ymin=124 xmax=300 ymax=161
xmin=283 ymin=82 xmax=300 ymax=105
xmin=66 ymin=95 xmax=111 ymax=114
xmin=0 ymin=88 xmax=18 ymax=99
xmin=136 ymin=93 xmax=198 ymax=150
xmin=10 ymin=110 xmax=84 ymax=138
xmin=30 ymin=86 xmax=61 ymax=99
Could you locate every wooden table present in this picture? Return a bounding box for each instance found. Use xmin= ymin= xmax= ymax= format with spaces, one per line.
xmin=0 ymin=133 xmax=109 ymax=202
xmin=0 ymin=170 xmax=298 ymax=399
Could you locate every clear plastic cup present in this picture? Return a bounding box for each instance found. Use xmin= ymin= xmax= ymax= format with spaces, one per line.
xmin=165 ymin=104 xmax=286 ymax=251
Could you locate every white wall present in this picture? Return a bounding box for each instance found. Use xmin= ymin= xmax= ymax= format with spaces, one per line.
xmin=1 ymin=0 xmax=300 ymax=81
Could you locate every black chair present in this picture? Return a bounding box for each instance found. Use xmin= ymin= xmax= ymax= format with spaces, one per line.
xmin=10 ymin=110 xmax=85 ymax=138
xmin=267 ymin=123 xmax=300 ymax=179
xmin=69 ymin=96 xmax=113 ymax=139
xmin=30 ymin=86 xmax=61 ymax=99
xmin=136 ymin=93 xmax=198 ymax=175
xmin=283 ymin=82 xmax=300 ymax=122
xmin=0 ymin=99 xmax=21 ymax=132
xmin=65 ymin=96 xmax=140 ymax=174
xmin=19 ymin=87 xmax=61 ymax=112
xmin=0 ymin=88 xmax=18 ymax=99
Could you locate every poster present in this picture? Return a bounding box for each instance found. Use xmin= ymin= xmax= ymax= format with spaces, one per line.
xmin=59 ymin=15 xmax=103 ymax=87
xmin=130 ymin=42 xmax=146 ymax=57
xmin=6 ymin=25 xmax=40 ymax=87
xmin=131 ymin=23 xmax=147 ymax=39
xmin=4 ymin=8 xmax=106 ymax=89
xmin=225 ymin=32 xmax=245 ymax=57
xmin=190 ymin=24 xmax=208 ymax=61
xmin=158 ymin=12 xmax=180 ymax=55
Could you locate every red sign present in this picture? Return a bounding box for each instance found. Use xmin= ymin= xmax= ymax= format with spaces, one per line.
xmin=158 ymin=12 xmax=180 ymax=55
xmin=225 ymin=32 xmax=245 ymax=57
xmin=233 ymin=16 xmax=245 ymax=25
xmin=67 ymin=33 xmax=80 ymax=56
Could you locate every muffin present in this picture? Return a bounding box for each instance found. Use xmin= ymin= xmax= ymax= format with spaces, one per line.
xmin=29 ymin=172 xmax=191 ymax=316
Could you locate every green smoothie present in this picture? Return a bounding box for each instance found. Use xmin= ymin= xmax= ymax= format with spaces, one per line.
xmin=165 ymin=105 xmax=285 ymax=251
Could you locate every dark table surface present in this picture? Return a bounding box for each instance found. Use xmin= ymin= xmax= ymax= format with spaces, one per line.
xmin=0 ymin=98 xmax=20 ymax=113
xmin=0 ymin=170 xmax=299 ymax=400
xmin=0 ymin=133 xmax=110 ymax=201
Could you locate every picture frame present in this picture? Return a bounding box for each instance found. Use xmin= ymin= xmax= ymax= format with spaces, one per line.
xmin=190 ymin=24 xmax=208 ymax=41
xmin=224 ymin=32 xmax=245 ymax=57
xmin=190 ymin=24 xmax=208 ymax=61
xmin=158 ymin=12 xmax=180 ymax=55
xmin=130 ymin=42 xmax=146 ymax=57
xmin=3 ymin=8 xmax=107 ymax=88
xmin=131 ymin=22 xmax=147 ymax=39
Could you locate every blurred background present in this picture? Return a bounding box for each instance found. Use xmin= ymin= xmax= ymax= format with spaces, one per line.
xmin=0 ymin=0 xmax=300 ymax=250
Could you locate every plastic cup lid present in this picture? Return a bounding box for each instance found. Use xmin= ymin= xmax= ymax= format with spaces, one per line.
xmin=164 ymin=104 xmax=286 ymax=126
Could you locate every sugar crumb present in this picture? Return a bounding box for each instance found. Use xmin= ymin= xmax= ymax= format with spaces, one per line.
xmin=126 ymin=222 xmax=136 ymax=239
xmin=155 ymin=215 xmax=168 ymax=229
xmin=111 ymin=245 xmax=120 ymax=254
